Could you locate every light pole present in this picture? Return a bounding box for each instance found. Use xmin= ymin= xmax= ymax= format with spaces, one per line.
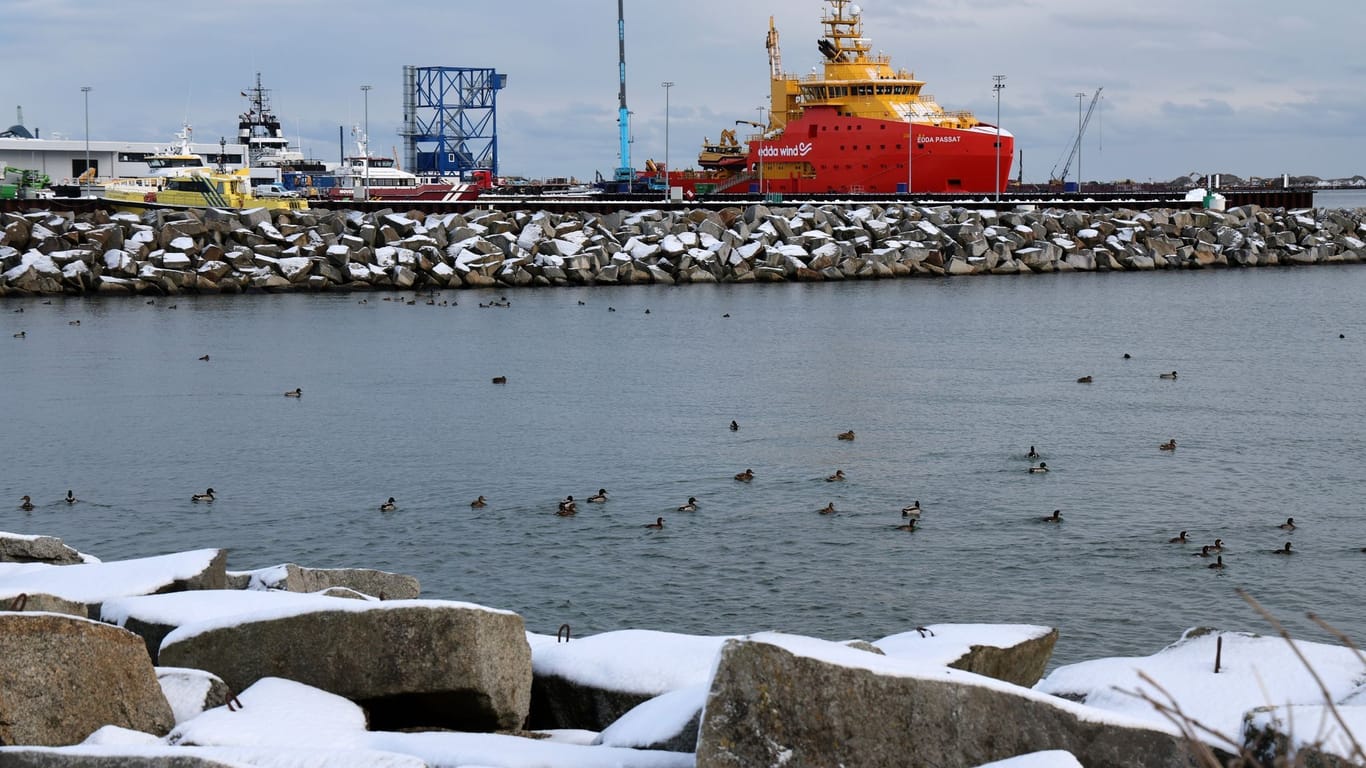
xmin=81 ymin=86 xmax=92 ymax=192
xmin=661 ymin=81 xmax=674 ymax=202
xmin=1075 ymin=91 xmax=1085 ymax=194
xmin=360 ymin=84 xmax=372 ymax=201
xmin=992 ymin=75 xmax=1005 ymax=203
xmin=906 ymin=118 xmax=913 ymax=197
xmin=757 ymin=105 xmax=767 ymax=196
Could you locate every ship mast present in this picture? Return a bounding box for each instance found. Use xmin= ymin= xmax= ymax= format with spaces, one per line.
xmin=819 ymin=0 xmax=870 ymax=63
xmin=766 ymin=16 xmax=781 ymax=81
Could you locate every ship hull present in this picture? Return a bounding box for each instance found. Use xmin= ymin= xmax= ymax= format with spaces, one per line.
xmin=675 ymin=111 xmax=1013 ymax=197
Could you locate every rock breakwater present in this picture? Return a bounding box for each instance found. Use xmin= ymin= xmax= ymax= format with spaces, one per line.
xmin=1 ymin=202 xmax=1363 ymax=297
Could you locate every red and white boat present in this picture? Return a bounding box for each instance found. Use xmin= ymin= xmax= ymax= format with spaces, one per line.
xmin=335 ymin=128 xmax=485 ymax=202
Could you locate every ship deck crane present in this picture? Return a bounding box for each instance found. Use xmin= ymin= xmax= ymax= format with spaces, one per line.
xmin=1050 ymin=88 xmax=1103 ymax=187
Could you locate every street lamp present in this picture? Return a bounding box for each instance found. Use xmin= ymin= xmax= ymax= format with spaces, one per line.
xmin=906 ymin=118 xmax=914 ymax=197
xmin=360 ymin=84 xmax=372 ymax=201
xmin=81 ymin=86 xmax=91 ymax=192
xmin=757 ymin=105 xmax=768 ymax=196
xmin=1075 ymin=91 xmax=1085 ymax=194
xmin=992 ymin=75 xmax=1005 ymax=203
xmin=661 ymin=81 xmax=674 ymax=202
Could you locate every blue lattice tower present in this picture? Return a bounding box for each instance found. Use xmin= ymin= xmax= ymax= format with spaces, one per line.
xmin=401 ymin=66 xmax=506 ymax=179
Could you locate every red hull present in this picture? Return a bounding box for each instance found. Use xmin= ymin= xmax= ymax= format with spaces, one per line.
xmin=673 ymin=109 xmax=1014 ymax=196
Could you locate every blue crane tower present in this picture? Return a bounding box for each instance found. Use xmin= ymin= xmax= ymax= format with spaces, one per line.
xmin=613 ymin=0 xmax=634 ymax=191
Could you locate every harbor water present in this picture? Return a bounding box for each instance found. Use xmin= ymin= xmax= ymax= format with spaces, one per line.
xmin=3 ymin=261 xmax=1365 ymax=668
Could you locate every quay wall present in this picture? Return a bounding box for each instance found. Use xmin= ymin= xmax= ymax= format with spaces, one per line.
xmin=1 ymin=202 xmax=1363 ymax=298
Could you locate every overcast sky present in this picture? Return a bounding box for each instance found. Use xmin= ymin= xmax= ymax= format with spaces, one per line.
xmin=5 ymin=0 xmax=1361 ymax=183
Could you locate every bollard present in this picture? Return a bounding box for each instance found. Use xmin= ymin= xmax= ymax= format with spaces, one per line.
xmin=557 ymin=623 xmax=571 ymax=643
xmin=1214 ymin=635 xmax=1223 ymax=673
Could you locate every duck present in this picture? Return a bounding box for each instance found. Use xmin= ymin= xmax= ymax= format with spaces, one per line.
xmin=198 ymin=354 xmax=210 ymax=361
xmin=65 ymin=490 xmax=77 ymax=505
xmin=587 ymin=489 xmax=608 ymax=503
xmin=557 ymin=496 xmax=577 ymax=516
xmin=677 ymin=497 xmax=698 ymax=512
xmin=645 ymin=517 xmax=665 ymax=529
xmin=1076 ymin=375 xmax=1093 ymax=384
xmin=379 ymin=497 xmax=397 ymax=512
xmin=1159 ymin=439 xmax=1177 ymax=451
xmin=1123 ymin=353 xmax=1132 ymax=359
xmin=192 ymin=488 xmax=215 ymax=503
xmin=837 ymin=430 xmax=856 ymax=441
xmin=819 ymin=503 xmax=836 ymax=515
xmin=1209 ymin=538 xmax=1224 ymax=553
xmin=1208 ymin=555 xmax=1226 ymax=570
xmin=895 ymin=519 xmax=918 ymax=532
xmin=1028 ymin=462 xmax=1049 ymax=473
xmin=825 ymin=469 xmax=845 ymax=482
xmin=1273 ymin=542 xmax=1294 ymax=555
xmin=1160 ymin=371 xmax=1178 ymax=380
xmin=284 ymin=388 xmax=302 ymax=397
xmin=729 ymin=420 xmax=739 ymax=431
xmin=1168 ymin=531 xmax=1188 ymax=543
xmin=491 ymin=376 xmax=507 ymax=384
xmin=901 ymin=501 xmax=922 ymax=518
xmin=19 ymin=495 xmax=34 ymax=511
xmin=1026 ymin=446 xmax=1040 ymax=459
xmin=470 ymin=495 xmax=487 ymax=509
xmin=12 ymin=331 xmax=25 ymax=338
xmin=734 ymin=468 xmax=754 ymax=482
xmin=1041 ymin=509 xmax=1063 ymax=523
xmin=1278 ymin=517 xmax=1296 ymax=531
xmin=69 ymin=320 xmax=80 ymax=326
xmin=1194 ymin=545 xmax=1213 ymax=558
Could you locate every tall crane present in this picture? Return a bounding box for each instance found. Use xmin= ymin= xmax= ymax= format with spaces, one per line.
xmin=613 ymin=0 xmax=634 ymax=189
xmin=1050 ymin=88 xmax=1102 ymax=187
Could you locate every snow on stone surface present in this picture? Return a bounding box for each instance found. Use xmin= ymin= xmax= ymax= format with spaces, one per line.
xmin=532 ymin=629 xmax=730 ymax=695
xmin=973 ymin=750 xmax=1084 ymax=768
xmin=1034 ymin=629 xmax=1366 ymax=750
xmin=157 ymin=666 xmax=223 ymax=725
xmin=83 ymin=725 xmax=163 ymax=747
xmin=162 ymin=597 xmax=518 ymax=647
xmin=737 ymin=632 xmax=1178 ymax=733
xmin=874 ymin=623 xmax=1054 ymax=666
xmin=364 ymin=731 xmax=694 ymax=768
xmin=595 ymin=684 xmax=706 ymax=749
xmin=103 ymin=589 xmax=348 ymax=634
xmin=169 ymin=677 xmax=368 ymax=750
xmin=0 ymin=549 xmax=219 ymax=603
xmin=1247 ymin=703 xmax=1366 ymax=762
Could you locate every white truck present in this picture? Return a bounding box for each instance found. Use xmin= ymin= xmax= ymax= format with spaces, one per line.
xmin=254 ymin=182 xmax=299 ymax=199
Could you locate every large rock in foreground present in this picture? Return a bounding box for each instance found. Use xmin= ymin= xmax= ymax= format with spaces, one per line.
xmin=157 ymin=599 xmax=531 ymax=732
xmin=874 ymin=623 xmax=1059 ymax=687
xmin=0 ymin=612 xmax=174 ymax=746
xmin=695 ymin=633 xmax=1194 ymax=768
xmin=231 ymin=562 xmax=420 ymax=600
xmin=0 ymin=532 xmax=84 ymax=565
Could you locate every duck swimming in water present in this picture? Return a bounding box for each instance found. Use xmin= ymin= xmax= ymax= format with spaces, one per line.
xmin=557 ymin=496 xmax=577 ymax=515
xmin=1076 ymin=375 xmax=1093 ymax=384
xmin=198 ymin=354 xmax=210 ymax=361
xmin=379 ymin=497 xmax=397 ymax=512
xmin=65 ymin=490 xmax=77 ymax=505
xmin=1026 ymin=446 xmax=1040 ymax=459
xmin=191 ymin=488 xmax=215 ymax=503
xmin=730 ymin=420 xmax=739 ymax=431
xmin=470 ymin=495 xmax=487 ymax=509
xmin=1208 ymin=555 xmax=1226 ymax=569
xmin=1159 ymin=439 xmax=1177 ymax=451
xmin=1168 ymin=531 xmax=1188 ymax=543
xmin=1209 ymin=539 xmax=1224 ymax=553
xmin=19 ymin=495 xmax=34 ymax=511
xmin=1041 ymin=509 xmax=1063 ymax=523
xmin=837 ymin=430 xmax=856 ymax=441
xmin=734 ymin=468 xmax=754 ymax=482
xmin=677 ymin=497 xmax=698 ymax=512
xmin=819 ymin=503 xmax=836 ymax=515
xmin=901 ymin=501 xmax=921 ymax=518
xmin=1194 ymin=545 xmax=1212 ymax=558
xmin=826 ymin=469 xmax=845 ymax=482
xmin=284 ymin=388 xmax=302 ymax=397
xmin=1273 ymin=542 xmax=1294 ymax=555
xmin=895 ymin=519 xmax=918 ymax=532
xmin=645 ymin=517 xmax=664 ymax=529
xmin=1029 ymin=462 xmax=1049 ymax=473
xmin=1160 ymin=371 xmax=1178 ymax=380
xmin=1279 ymin=517 xmax=1296 ymax=531
xmin=587 ymin=489 xmax=608 ymax=503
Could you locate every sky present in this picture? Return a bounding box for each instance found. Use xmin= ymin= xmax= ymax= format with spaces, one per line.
xmin=4 ymin=0 xmax=1362 ymax=184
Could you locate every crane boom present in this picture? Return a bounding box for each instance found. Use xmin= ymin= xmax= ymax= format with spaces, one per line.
xmin=614 ymin=0 xmax=633 ymax=185
xmin=1051 ymin=88 xmax=1102 ymax=184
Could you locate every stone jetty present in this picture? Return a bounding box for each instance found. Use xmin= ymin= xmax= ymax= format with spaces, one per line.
xmin=3 ymin=530 xmax=1364 ymax=766
xmin=1 ymin=201 xmax=1363 ymax=297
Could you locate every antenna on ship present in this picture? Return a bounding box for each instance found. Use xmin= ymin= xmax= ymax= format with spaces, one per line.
xmin=612 ymin=0 xmax=634 ymax=191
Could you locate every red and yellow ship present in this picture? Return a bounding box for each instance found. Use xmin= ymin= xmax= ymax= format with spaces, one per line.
xmin=671 ymin=0 xmax=1013 ymax=196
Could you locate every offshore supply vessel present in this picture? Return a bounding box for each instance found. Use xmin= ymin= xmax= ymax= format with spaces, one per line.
xmin=670 ymin=0 xmax=1013 ymax=196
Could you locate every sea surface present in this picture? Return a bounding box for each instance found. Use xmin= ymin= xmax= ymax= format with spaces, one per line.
xmin=3 ymin=257 xmax=1365 ymax=669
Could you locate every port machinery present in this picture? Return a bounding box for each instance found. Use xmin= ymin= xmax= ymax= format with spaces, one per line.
xmin=400 ymin=66 xmax=507 ymax=182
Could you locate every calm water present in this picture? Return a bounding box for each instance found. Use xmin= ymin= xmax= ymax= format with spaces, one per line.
xmin=2 ymin=266 xmax=1365 ymax=667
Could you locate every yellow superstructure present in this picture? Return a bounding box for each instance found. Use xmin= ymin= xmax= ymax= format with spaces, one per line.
xmin=103 ymin=168 xmax=308 ymax=212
